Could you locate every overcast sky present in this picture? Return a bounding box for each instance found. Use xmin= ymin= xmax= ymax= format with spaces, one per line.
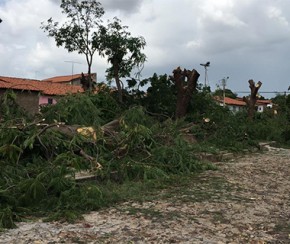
xmin=1 ymin=0 xmax=290 ymax=97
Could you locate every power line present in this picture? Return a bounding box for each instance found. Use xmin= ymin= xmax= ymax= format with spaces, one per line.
xmin=235 ymin=91 xmax=290 ymax=94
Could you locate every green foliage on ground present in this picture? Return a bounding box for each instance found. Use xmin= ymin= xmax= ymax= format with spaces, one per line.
xmin=1 ymin=83 xmax=290 ymax=229
xmin=40 ymin=90 xmax=121 ymax=126
xmin=0 ymin=92 xmax=212 ymax=228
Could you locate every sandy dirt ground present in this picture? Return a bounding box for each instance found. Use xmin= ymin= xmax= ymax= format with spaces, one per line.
xmin=1 ymin=146 xmax=290 ymax=243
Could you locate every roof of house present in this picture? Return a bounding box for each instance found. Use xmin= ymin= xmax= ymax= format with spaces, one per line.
xmin=42 ymin=74 xmax=83 ymax=83
xmin=256 ymin=99 xmax=272 ymax=105
xmin=215 ymin=96 xmax=273 ymax=107
xmin=236 ymin=97 xmax=272 ymax=105
xmin=0 ymin=76 xmax=84 ymax=95
xmin=214 ymin=96 xmax=246 ymax=106
xmin=42 ymin=73 xmax=95 ymax=83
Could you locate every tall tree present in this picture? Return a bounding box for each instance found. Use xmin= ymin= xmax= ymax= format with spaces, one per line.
xmin=41 ymin=0 xmax=104 ymax=91
xmin=94 ymin=17 xmax=146 ymax=102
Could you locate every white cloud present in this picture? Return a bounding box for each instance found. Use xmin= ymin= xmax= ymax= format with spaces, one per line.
xmin=199 ymin=0 xmax=245 ymax=28
xmin=1 ymin=0 xmax=290 ymax=95
xmin=186 ymin=40 xmax=201 ymax=49
xmin=267 ymin=6 xmax=289 ymax=27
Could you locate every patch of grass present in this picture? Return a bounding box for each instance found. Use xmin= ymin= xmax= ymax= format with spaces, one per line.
xmin=154 ymin=174 xmax=250 ymax=204
xmin=197 ymin=209 xmax=229 ymax=224
xmin=270 ymin=222 xmax=290 ymax=242
xmin=40 ymin=172 xmax=250 ymax=224
xmin=124 ymin=206 xmax=183 ymax=221
xmin=121 ymin=207 xmax=163 ymax=219
xmin=211 ymin=211 xmax=230 ymax=224
xmin=273 ymin=222 xmax=290 ymax=233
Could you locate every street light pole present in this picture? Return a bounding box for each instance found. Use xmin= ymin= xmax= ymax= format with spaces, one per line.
xmin=200 ymin=61 xmax=210 ymax=87
xmin=221 ymin=76 xmax=229 ymax=107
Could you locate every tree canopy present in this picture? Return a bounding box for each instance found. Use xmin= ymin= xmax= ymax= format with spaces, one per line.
xmin=212 ymin=88 xmax=237 ymax=99
xmin=41 ymin=0 xmax=105 ymax=91
xmin=94 ymin=17 xmax=146 ymax=102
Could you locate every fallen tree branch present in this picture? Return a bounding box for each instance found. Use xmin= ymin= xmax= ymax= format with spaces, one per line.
xmin=75 ymin=149 xmax=102 ymax=170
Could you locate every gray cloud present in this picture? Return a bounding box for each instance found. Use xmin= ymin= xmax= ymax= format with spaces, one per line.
xmin=48 ymin=0 xmax=144 ymax=14
xmin=100 ymin=0 xmax=144 ymax=13
xmin=48 ymin=0 xmax=59 ymax=4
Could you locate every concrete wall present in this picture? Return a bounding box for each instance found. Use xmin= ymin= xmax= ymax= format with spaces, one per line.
xmin=0 ymin=89 xmax=40 ymax=114
xmin=39 ymin=95 xmax=57 ymax=106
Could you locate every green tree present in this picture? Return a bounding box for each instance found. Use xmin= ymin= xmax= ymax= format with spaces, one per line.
xmin=94 ymin=17 xmax=146 ymax=102
xmin=41 ymin=0 xmax=105 ymax=91
xmin=272 ymin=94 xmax=287 ymax=111
xmin=212 ymin=88 xmax=237 ymax=99
xmin=142 ymin=73 xmax=176 ymax=118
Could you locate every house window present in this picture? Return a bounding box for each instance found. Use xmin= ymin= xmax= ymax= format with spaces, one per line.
xmin=48 ymin=98 xmax=53 ymax=104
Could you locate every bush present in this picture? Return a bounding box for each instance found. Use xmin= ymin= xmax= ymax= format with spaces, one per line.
xmin=41 ymin=91 xmax=121 ymax=126
xmin=0 ymin=90 xmax=30 ymax=121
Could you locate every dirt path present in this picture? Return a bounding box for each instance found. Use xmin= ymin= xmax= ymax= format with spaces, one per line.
xmin=1 ymin=147 xmax=290 ymax=243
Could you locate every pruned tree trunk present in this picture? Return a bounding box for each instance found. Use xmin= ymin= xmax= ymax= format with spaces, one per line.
xmin=243 ymin=79 xmax=262 ymax=120
xmin=170 ymin=67 xmax=200 ymax=119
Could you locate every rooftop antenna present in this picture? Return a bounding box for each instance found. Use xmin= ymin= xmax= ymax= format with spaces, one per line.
xmin=64 ymin=61 xmax=82 ymax=79
xmin=200 ymin=61 xmax=210 ymax=87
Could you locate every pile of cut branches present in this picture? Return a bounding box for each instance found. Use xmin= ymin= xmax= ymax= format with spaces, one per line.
xmin=0 ymin=103 xmax=213 ymax=228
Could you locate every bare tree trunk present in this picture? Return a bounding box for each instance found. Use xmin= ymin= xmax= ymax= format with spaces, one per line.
xmin=81 ymin=73 xmax=89 ymax=91
xmin=84 ymin=54 xmax=94 ymax=92
xmin=113 ymin=59 xmax=123 ymax=103
xmin=170 ymin=67 xmax=200 ymax=119
xmin=88 ymin=64 xmax=92 ymax=92
xmin=243 ymin=79 xmax=262 ymax=120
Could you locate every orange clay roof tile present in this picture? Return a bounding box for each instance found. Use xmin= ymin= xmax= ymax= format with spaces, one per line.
xmin=41 ymin=74 xmax=84 ymax=83
xmin=256 ymin=99 xmax=272 ymax=105
xmin=214 ymin=96 xmax=246 ymax=106
xmin=214 ymin=96 xmax=272 ymax=106
xmin=0 ymin=76 xmax=84 ymax=95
